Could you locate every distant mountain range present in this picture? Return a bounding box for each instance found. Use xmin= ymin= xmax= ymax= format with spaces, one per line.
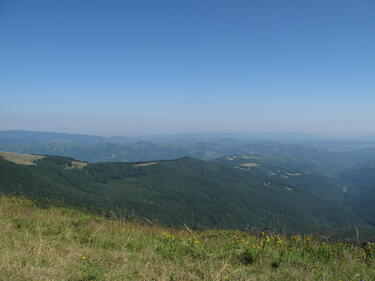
xmin=2 ymin=130 xmax=375 ymax=175
xmin=1 ymin=130 xmax=375 ymax=240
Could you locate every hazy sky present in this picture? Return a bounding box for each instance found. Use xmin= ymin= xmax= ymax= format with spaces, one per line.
xmin=1 ymin=0 xmax=374 ymax=136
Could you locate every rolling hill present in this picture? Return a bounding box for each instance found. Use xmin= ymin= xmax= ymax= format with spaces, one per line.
xmin=213 ymin=154 xmax=347 ymax=201
xmin=3 ymin=131 xmax=375 ymax=177
xmin=0 ymin=151 xmax=369 ymax=239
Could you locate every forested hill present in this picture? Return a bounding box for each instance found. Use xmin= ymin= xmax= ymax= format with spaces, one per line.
xmin=340 ymin=161 xmax=375 ymax=227
xmin=0 ymin=151 xmax=371 ymax=240
xmin=213 ymin=154 xmax=346 ymax=202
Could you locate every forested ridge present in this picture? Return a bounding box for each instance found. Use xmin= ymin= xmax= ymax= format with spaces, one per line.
xmin=1 ymin=153 xmax=373 ymax=241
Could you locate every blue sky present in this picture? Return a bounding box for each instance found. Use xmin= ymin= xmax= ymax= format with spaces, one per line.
xmin=1 ymin=0 xmax=374 ymax=136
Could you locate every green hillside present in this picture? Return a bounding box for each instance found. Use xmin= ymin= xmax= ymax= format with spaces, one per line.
xmin=0 ymin=152 xmax=369 ymax=238
xmin=214 ymin=154 xmax=347 ymax=201
xmin=340 ymin=161 xmax=375 ymax=227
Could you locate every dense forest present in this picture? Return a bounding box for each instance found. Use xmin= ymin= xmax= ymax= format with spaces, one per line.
xmin=1 ymin=131 xmax=375 ymax=241
xmin=1 ymin=151 xmax=374 ymax=241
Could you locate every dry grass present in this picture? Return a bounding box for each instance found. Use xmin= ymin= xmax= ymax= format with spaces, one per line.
xmin=238 ymin=162 xmax=259 ymax=168
xmin=0 ymin=151 xmax=87 ymax=169
xmin=133 ymin=162 xmax=157 ymax=167
xmin=0 ymin=151 xmax=45 ymax=165
xmin=226 ymin=156 xmax=238 ymax=161
xmin=0 ymin=196 xmax=374 ymax=281
xmin=64 ymin=160 xmax=88 ymax=169
xmin=286 ymin=172 xmax=302 ymax=177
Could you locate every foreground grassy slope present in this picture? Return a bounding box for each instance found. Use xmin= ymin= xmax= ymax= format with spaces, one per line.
xmin=0 ymin=196 xmax=374 ymax=281
xmin=0 ymin=154 xmax=366 ymax=235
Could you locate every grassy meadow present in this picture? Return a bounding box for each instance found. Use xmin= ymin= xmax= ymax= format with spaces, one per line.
xmin=0 ymin=196 xmax=374 ymax=281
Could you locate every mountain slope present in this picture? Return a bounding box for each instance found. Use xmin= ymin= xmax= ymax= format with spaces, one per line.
xmin=340 ymin=161 xmax=375 ymax=226
xmin=1 ymin=196 xmax=374 ymax=281
xmin=0 ymin=152 xmax=366 ymax=236
xmin=214 ymin=154 xmax=347 ymax=202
